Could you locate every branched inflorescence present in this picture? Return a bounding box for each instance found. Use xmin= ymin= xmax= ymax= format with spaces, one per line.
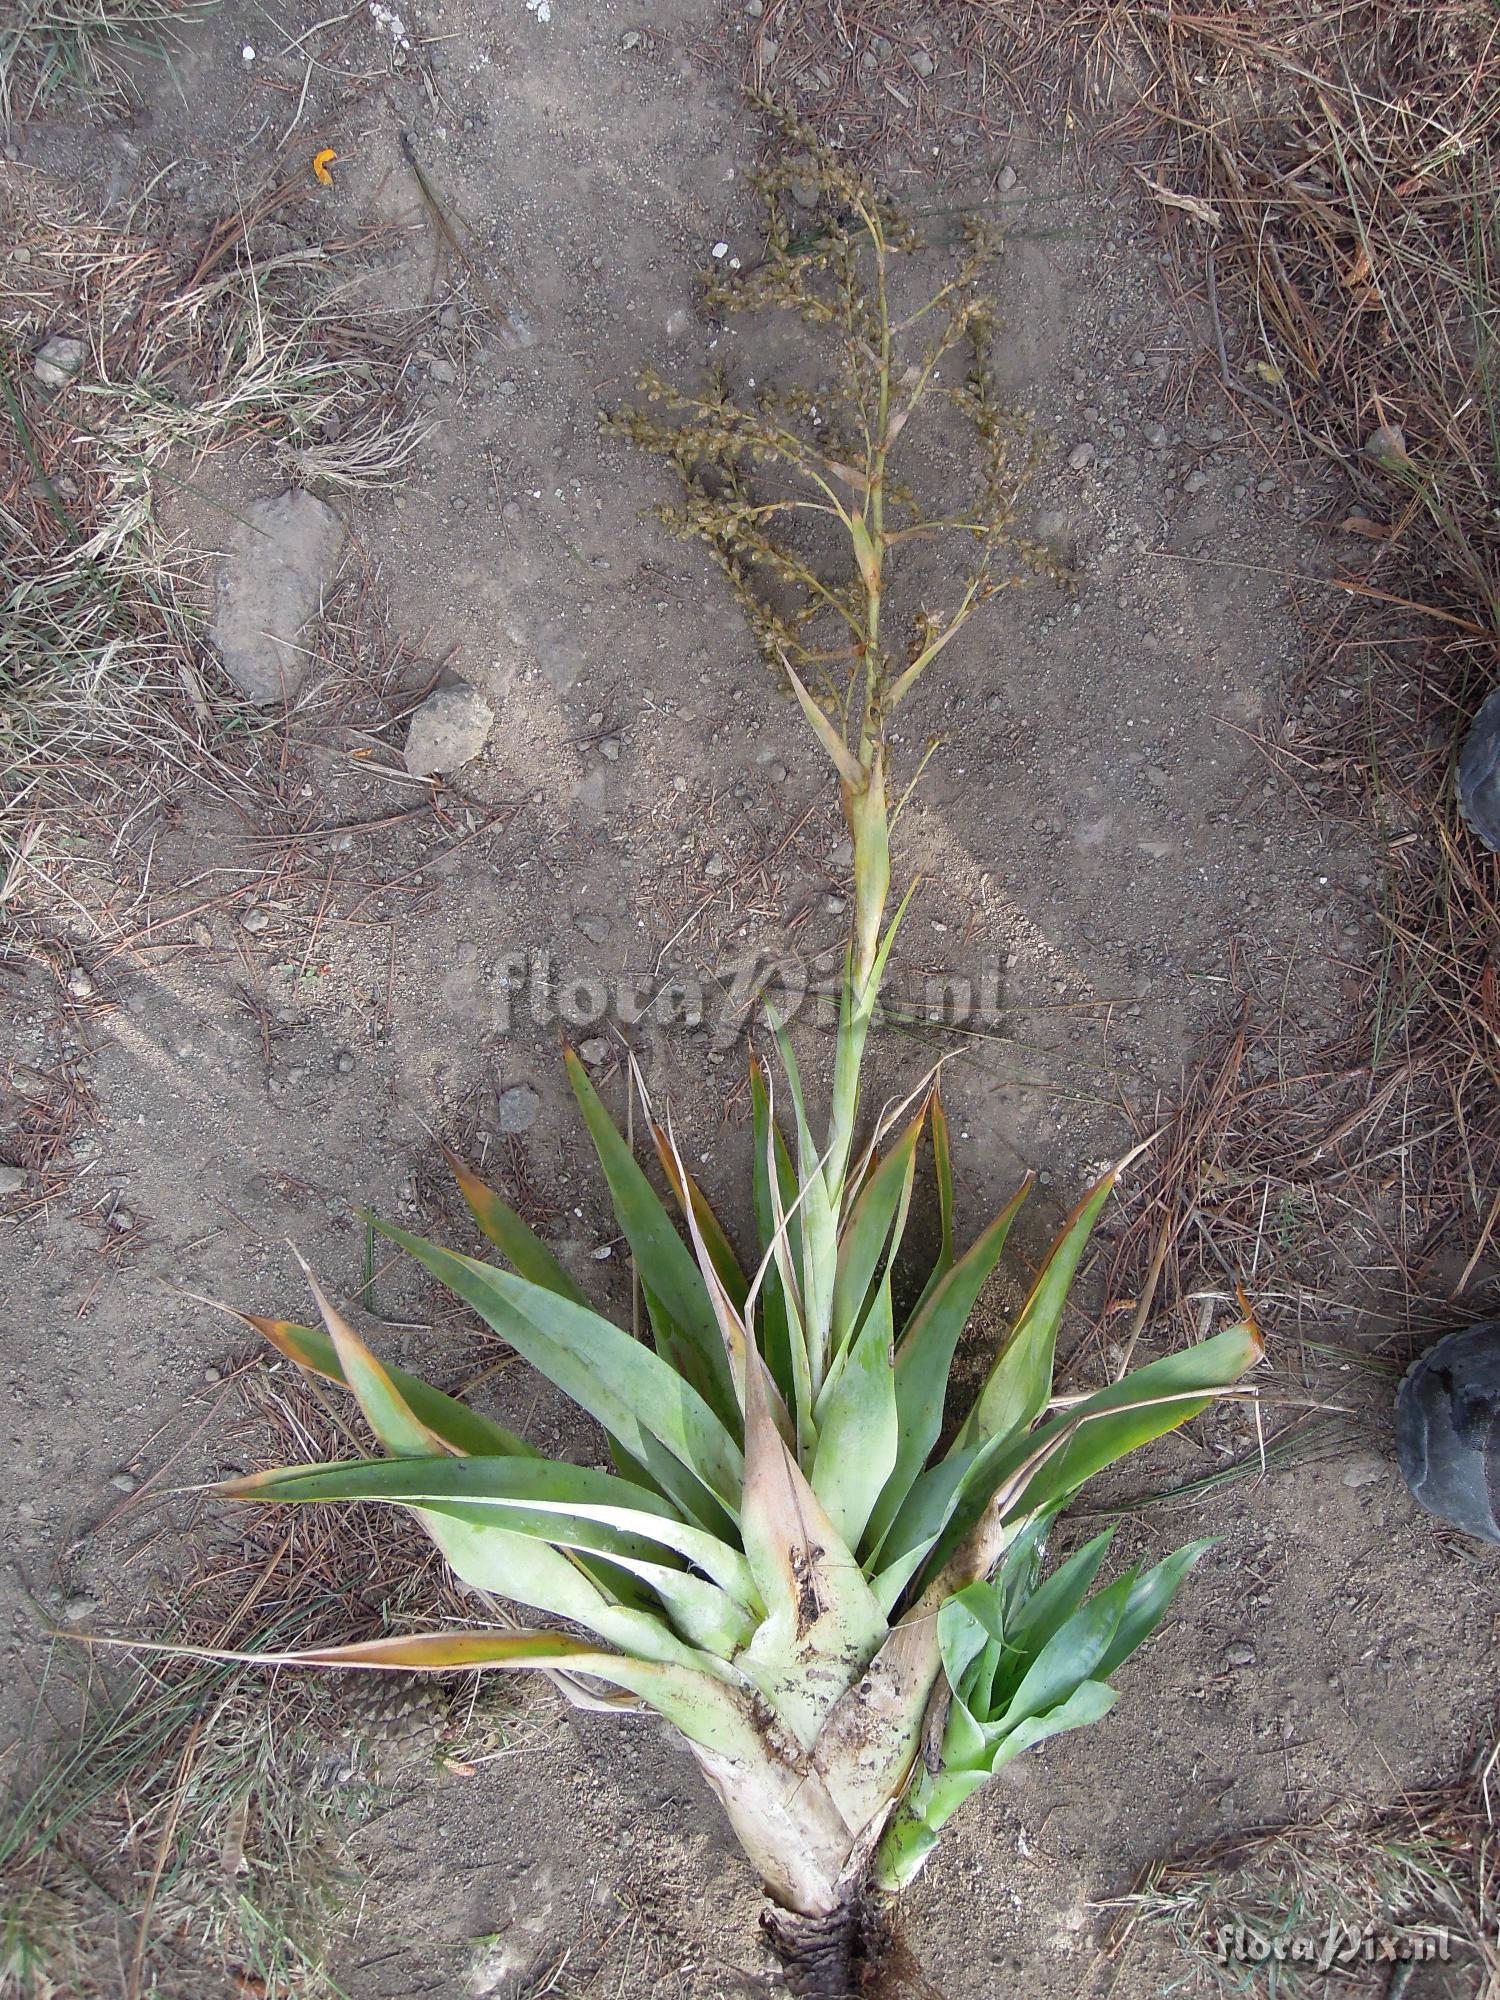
xmin=602 ymin=99 xmax=1064 ymax=735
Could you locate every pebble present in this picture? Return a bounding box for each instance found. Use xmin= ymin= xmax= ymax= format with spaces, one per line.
xmin=109 ymin=1206 xmax=135 ymax=1232
xmin=997 ymin=165 xmax=1017 ymax=192
xmin=621 ymin=29 xmax=641 ymax=47
xmin=496 ymin=1084 xmax=540 ymax=1134
xmin=575 ymin=915 xmax=611 ymax=945
xmin=579 ymin=1037 xmax=609 ymax=1066
xmin=110 ymin=1471 xmax=137 ymax=1494
xmin=0 ymin=1163 xmax=27 ymax=1196
xmin=32 ymin=333 xmax=85 ymax=388
xmin=1067 ymin=442 xmax=1095 ymax=471
xmin=1222 ymin=1641 xmax=1256 ymax=1669
xmin=704 ymin=854 xmax=727 ymax=879
xmin=1143 ymin=421 xmax=1169 ymax=448
xmin=1183 ymin=470 xmax=1208 ymax=494
xmin=67 ymin=969 xmax=95 ymax=1000
xmin=210 ymin=488 xmax=342 ymax=705
xmin=404 ymin=679 xmax=495 ymax=778
xmin=428 ymin=356 xmax=457 ymax=384
xmin=204 ymin=1366 xmax=222 ymax=1383
xmin=336 ymin=1050 xmax=356 ymax=1073
xmin=909 ymin=48 xmax=934 ymax=76
xmin=599 ymin=737 xmax=621 ymax=761
xmin=1145 ymin=764 xmax=1169 ymax=787
xmin=62 ymin=1593 xmax=98 ymax=1623
xmin=1342 ymin=1456 xmax=1385 ymax=1489
xmin=240 ymin=906 xmax=270 ymax=933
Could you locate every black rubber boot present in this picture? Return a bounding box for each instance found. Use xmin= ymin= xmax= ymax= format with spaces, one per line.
xmin=1395 ymin=1320 xmax=1500 ymax=1542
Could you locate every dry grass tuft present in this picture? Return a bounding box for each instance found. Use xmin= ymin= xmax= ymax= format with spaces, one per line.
xmin=0 ymin=162 xmax=429 ymax=858
xmin=1102 ymin=1720 xmax=1500 ymax=1998
xmin=0 ymin=1356 xmax=509 ymax=2000
xmin=0 ymin=0 xmax=207 ymax=132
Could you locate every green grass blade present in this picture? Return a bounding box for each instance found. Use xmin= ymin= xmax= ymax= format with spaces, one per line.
xmin=830 ymin=1107 xmax=922 ymax=1363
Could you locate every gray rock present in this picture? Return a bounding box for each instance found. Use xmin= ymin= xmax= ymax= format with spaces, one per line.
xmin=909 ymin=48 xmax=934 ymax=76
xmin=1222 ymin=1641 xmax=1256 ymax=1669
xmin=575 ymin=915 xmax=611 ymax=945
xmin=404 ymin=680 xmax=495 ymax=778
xmin=578 ymin=1037 xmax=609 ymax=1066
xmin=1067 ymin=442 xmax=1095 ymax=471
xmin=0 ymin=1162 xmax=27 ymax=1196
xmin=240 ymin=906 xmax=270 ymax=934
xmin=1342 ymin=1456 xmax=1384 ymax=1489
xmin=210 ymin=488 xmax=342 ymax=704
xmin=997 ymin=165 xmax=1018 ymax=192
xmin=428 ymin=355 xmax=457 ymax=384
xmin=33 ymin=334 xmax=85 ymax=387
xmin=61 ymin=1593 xmax=97 ymax=1623
xmin=495 ymin=1084 xmax=539 ymax=1134
xmin=110 ymin=1471 xmax=138 ymax=1494
xmin=1143 ymin=421 xmax=1169 ymax=449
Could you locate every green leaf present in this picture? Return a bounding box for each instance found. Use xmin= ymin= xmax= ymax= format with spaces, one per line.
xmin=290 ymin=1251 xmax=448 ymax=1459
xmin=989 ymin=1678 xmax=1118 ymax=1770
xmin=917 ymin=1323 xmax=1263 ymax=1590
xmin=862 ymin=1175 xmax=1033 ymax=1558
xmin=957 ymin=1170 xmax=1116 ymax=1452
xmin=829 ymin=1108 xmax=922 ymax=1364
xmin=170 ymin=1626 xmax=768 ymax=1758
xmin=750 ymin=1054 xmax=797 ymax=1407
xmin=1095 ymin=1539 xmax=1215 ymax=1681
xmin=995 ymin=1579 xmax=1131 ymax=1731
xmin=445 ymin=1146 xmax=590 ymax=1306
xmin=565 ymin=1050 xmax=739 ymax=1429
xmin=811 ymin=1276 xmax=898 ymax=1549
xmin=768 ymin=1013 xmax=838 ymax=1391
xmin=651 ymin=1124 xmax=749 ymax=1317
xmin=237 ymin=1313 xmax=536 ymax=1458
xmin=365 ymin=1216 xmax=745 ymax=1518
xmin=221 ymin=1454 xmax=757 ymax=1606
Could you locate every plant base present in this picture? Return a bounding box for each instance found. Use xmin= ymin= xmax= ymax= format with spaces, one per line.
xmin=761 ymin=1892 xmax=893 ymax=1998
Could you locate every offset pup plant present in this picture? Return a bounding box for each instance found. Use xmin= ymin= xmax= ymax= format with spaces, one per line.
xmin=168 ymin=118 xmax=1262 ymax=1995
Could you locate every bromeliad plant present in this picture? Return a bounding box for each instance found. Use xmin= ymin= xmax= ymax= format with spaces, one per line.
xmin=176 ymin=117 xmax=1263 ymax=1996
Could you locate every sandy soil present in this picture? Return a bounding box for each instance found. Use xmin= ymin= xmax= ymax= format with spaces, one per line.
xmin=3 ymin=2 xmax=1496 ymax=1996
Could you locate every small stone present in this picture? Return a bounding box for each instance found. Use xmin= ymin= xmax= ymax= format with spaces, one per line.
xmin=789 ymin=178 xmax=818 ymax=212
xmin=1364 ymin=422 xmax=1409 ymax=467
xmin=109 ymin=1206 xmax=135 ymax=1232
xmin=32 ymin=334 xmax=85 ymax=388
xmin=336 ymin=1050 xmax=356 ymax=1073
xmin=1143 ymin=421 xmax=1169 ymax=449
xmin=204 ymin=1366 xmax=222 ymax=1383
xmin=0 ymin=1163 xmax=27 ymax=1196
xmin=66 ymin=969 xmax=95 ymax=1000
xmin=428 ymin=356 xmax=457 ymax=384
xmin=210 ymin=488 xmax=343 ymax=705
xmin=240 ymin=906 xmax=270 ymax=933
xmin=496 ymin=1084 xmax=540 ymax=1134
xmin=579 ymin=1037 xmax=609 ymax=1066
xmin=404 ymin=679 xmax=495 ymax=778
xmin=110 ymin=1471 xmax=137 ymax=1494
xmin=703 ymin=854 xmax=727 ymax=879
xmin=575 ymin=915 xmax=611 ymax=945
xmin=438 ymin=303 xmax=462 ymax=330
xmin=1067 ymin=442 xmax=1095 ymax=471
xmin=1183 ymin=470 xmax=1208 ymax=494
xmin=1222 ymin=1642 xmax=1256 ymax=1669
xmin=909 ymin=48 xmax=934 ymax=76
xmin=768 ymin=761 xmax=788 ymax=785
xmin=621 ymin=29 xmax=640 ymax=47
xmin=1342 ymin=1455 xmax=1385 ymax=1490
xmin=825 ymin=894 xmax=846 ymax=914
xmin=502 ymin=499 xmax=522 ymax=522
xmin=62 ymin=1593 xmax=97 ymax=1623
xmin=599 ymin=736 xmax=621 ymax=761
xmin=1145 ymin=764 xmax=1169 ymax=787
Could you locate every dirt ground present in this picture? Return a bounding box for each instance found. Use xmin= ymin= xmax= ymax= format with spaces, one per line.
xmin=3 ymin=1 xmax=1497 ymax=1996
